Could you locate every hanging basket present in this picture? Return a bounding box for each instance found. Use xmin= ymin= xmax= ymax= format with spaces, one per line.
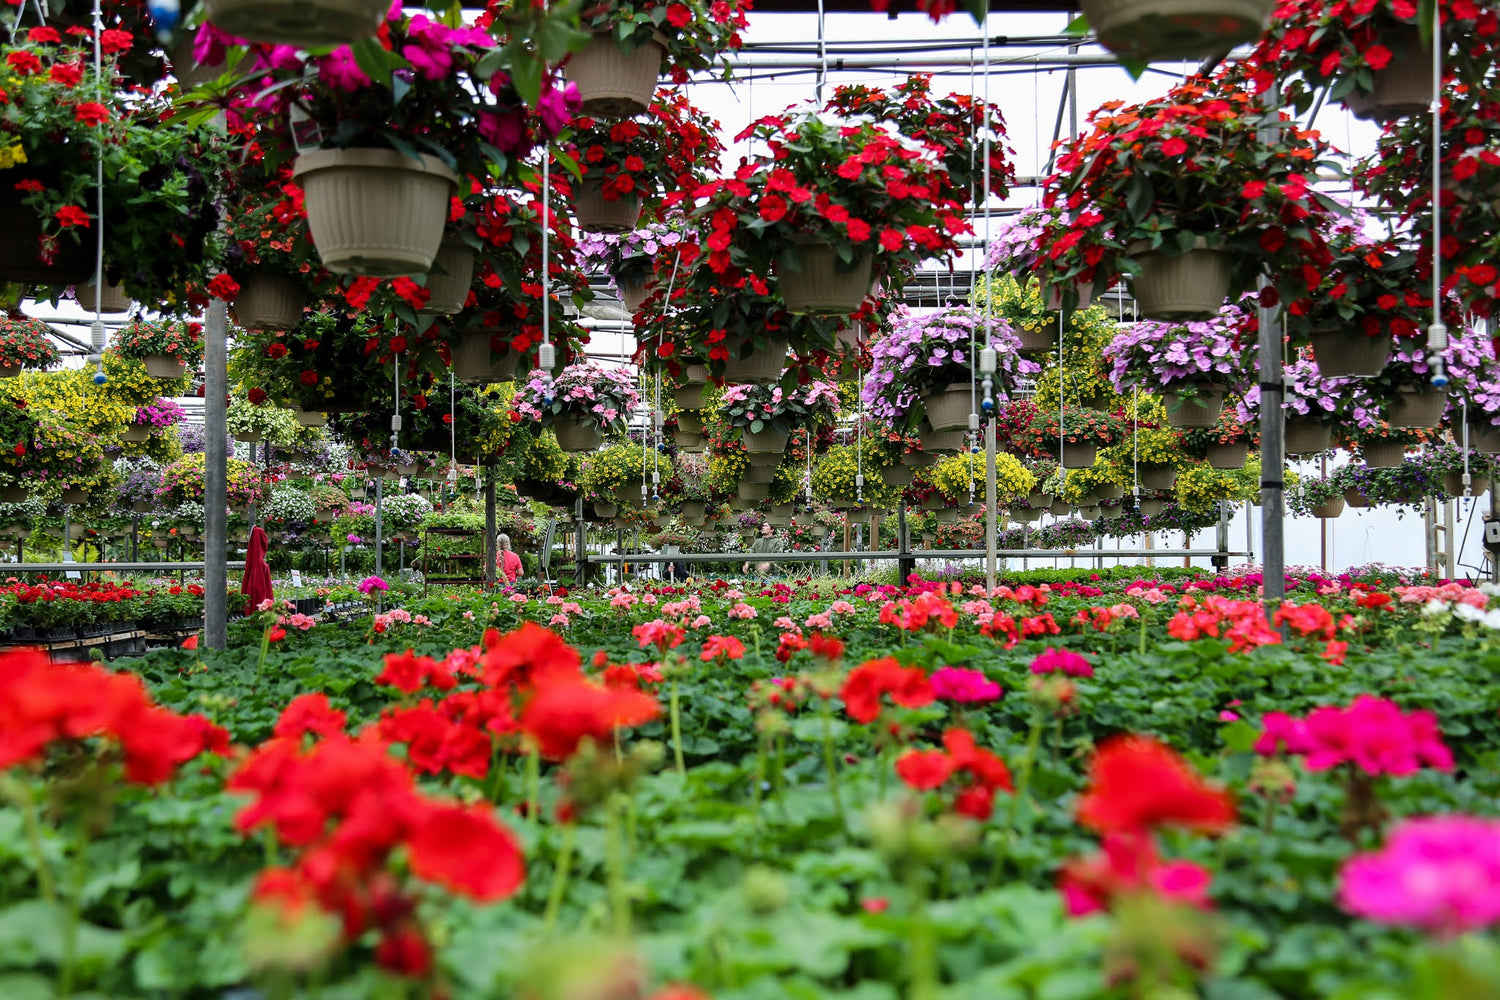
xmin=684 ymin=363 xmax=710 ymax=385
xmin=1312 ymin=498 xmax=1346 ymax=519
xmin=566 ymin=31 xmax=664 ymax=119
xmin=132 ymin=501 xmax=154 ymax=514
xmin=903 ymin=450 xmax=941 ymax=468
xmin=1139 ymin=498 xmax=1167 ymax=517
xmin=121 ymin=424 xmax=151 ymax=443
xmin=744 ymin=431 xmax=792 ymax=458
xmin=675 ymin=430 xmax=705 ymax=451
xmin=677 ymin=412 xmax=705 ymax=435
xmin=0 ymin=171 xmax=92 ymax=285
xmin=1205 ymin=440 xmax=1250 ymax=469
xmin=1095 ymin=482 xmax=1124 ymax=500
xmin=743 ymin=463 xmax=778 ymax=484
xmin=573 ymin=184 xmax=642 ymax=234
xmin=1060 ymin=442 xmax=1098 ymax=469
xmin=619 ymin=270 xmax=650 ymax=312
xmin=1011 ymin=507 xmax=1044 ymax=524
xmin=1128 ymin=241 xmax=1232 ymax=321
xmin=553 ymin=420 xmax=603 ymax=453
xmin=420 ymin=239 xmax=478 ymax=316
xmin=0 ymin=364 xmax=20 ymax=380
xmin=736 ymin=481 xmax=771 ymax=501
xmin=1043 ymin=282 xmax=1095 ymax=312
xmin=1360 ymin=440 xmax=1407 ymax=468
xmin=1388 ymin=387 xmax=1447 ymax=430
xmin=1080 ymin=0 xmax=1274 ymax=61
xmin=143 ymin=355 xmax=188 ymax=379
xmin=234 ymin=430 xmax=264 ymax=443
xmin=884 ymin=465 xmax=915 ymax=486
xmin=1343 ymin=487 xmax=1371 ymax=509
xmin=1137 ymin=463 xmax=1177 ymax=491
xmin=291 ymin=407 xmax=328 ymax=428
xmin=293 ymin=148 xmax=458 ymax=277
xmin=1342 ymin=28 xmax=1433 ymax=121
xmin=674 ymin=383 xmax=707 ymax=410
xmin=720 ymin=339 xmax=788 ymax=384
xmin=0 ymin=486 xmax=27 ymax=503
xmin=1048 ymin=499 xmax=1072 ymax=515
xmin=922 ymin=384 xmax=974 ymax=433
xmin=1443 ymin=472 xmax=1489 ymax=497
xmin=1079 ymin=504 xmax=1102 ymax=520
xmin=680 ymin=501 xmax=706 ymax=520
xmin=934 ymin=507 xmax=960 ymax=524
xmin=1164 ymin=384 xmax=1227 ymax=429
xmin=201 ymin=0 xmax=387 ymax=47
xmin=450 ymin=329 xmax=520 ymax=385
xmin=1469 ymin=422 xmax=1500 ymax=454
xmin=1284 ymin=417 xmax=1334 ymax=455
xmin=774 ymin=240 xmax=874 ymax=315
xmin=1017 ymin=326 xmax=1058 ymax=355
xmin=593 ymin=501 xmax=618 ymax=519
xmin=77 ymin=279 xmax=131 ymax=314
xmin=922 ymin=430 xmax=969 ymax=454
xmin=232 ymin=271 xmax=306 ymax=332
xmin=1308 ymin=329 xmax=1392 ymax=378
xmin=59 ymin=488 xmax=88 ymax=505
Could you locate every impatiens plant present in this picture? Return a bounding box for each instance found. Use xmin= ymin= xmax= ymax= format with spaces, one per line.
xmin=567 ymin=90 xmax=723 ymax=217
xmin=1037 ymin=73 xmax=1341 ymax=311
xmin=0 ymin=315 xmax=60 ymax=372
xmin=111 ymin=319 xmax=205 ymax=369
xmin=576 ymin=0 xmax=751 ymax=82
xmin=719 ymin=380 xmax=841 ymax=435
xmin=1013 ymin=406 xmax=1129 ymax=456
xmin=862 ymin=307 xmax=1034 ymax=432
xmin=514 ymin=363 xmax=642 ymax=435
xmin=1101 ymin=299 xmax=1256 ymax=402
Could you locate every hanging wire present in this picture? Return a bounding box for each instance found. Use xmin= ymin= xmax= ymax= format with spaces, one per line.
xmin=538 ymin=148 xmax=556 ymax=372
xmin=391 ymin=351 xmax=401 ymax=452
xmin=1425 ymin=13 xmax=1448 ymax=388
xmin=88 ymin=0 xmax=107 ymax=383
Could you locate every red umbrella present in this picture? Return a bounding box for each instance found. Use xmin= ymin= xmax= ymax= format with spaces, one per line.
xmin=241 ymin=525 xmax=274 ymax=615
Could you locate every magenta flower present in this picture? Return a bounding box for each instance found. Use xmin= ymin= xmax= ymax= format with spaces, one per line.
xmin=1340 ymin=816 xmax=1500 ymax=936
xmin=1029 ymin=647 xmax=1094 ymax=678
xmin=358 ymin=575 xmax=389 ymax=596
xmin=929 ymin=667 xmax=1002 ymax=704
xmin=317 ymin=47 xmax=371 ymax=91
xmin=1256 ymin=696 xmax=1452 ymax=777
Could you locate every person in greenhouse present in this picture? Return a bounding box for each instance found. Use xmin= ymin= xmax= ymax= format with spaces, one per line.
xmin=742 ymin=522 xmax=783 ymax=578
xmin=496 ymin=533 xmax=522 ymax=584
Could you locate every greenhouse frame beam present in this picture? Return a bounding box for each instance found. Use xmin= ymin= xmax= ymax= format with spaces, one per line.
xmin=585 ymin=548 xmax=1250 ymax=565
xmin=718 ymin=50 xmax=1148 ymax=70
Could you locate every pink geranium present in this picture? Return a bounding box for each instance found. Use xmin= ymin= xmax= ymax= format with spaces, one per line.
xmin=1340 ymin=816 xmax=1500 ymax=936
xmin=1256 ymin=696 xmax=1453 ymax=777
xmin=929 ymin=667 xmax=1003 ymax=704
xmin=1029 ymin=647 xmax=1094 ymax=678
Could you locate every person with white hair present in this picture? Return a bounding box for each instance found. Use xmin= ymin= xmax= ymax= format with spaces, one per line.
xmin=497 ymin=532 xmax=522 ymax=583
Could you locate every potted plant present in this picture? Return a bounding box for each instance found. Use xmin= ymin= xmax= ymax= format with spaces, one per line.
xmin=213 ymin=9 xmax=575 ymax=276
xmin=112 ymin=319 xmax=204 ymax=380
xmin=513 ymin=363 xmax=641 ymax=452
xmin=1013 ymin=405 xmax=1128 ymax=470
xmin=124 ymin=397 xmax=186 ymax=444
xmin=227 ymin=395 xmax=302 ymax=446
xmin=1101 ymin=298 xmax=1255 ymax=428
xmin=720 ymin=380 xmax=841 ymax=460
xmin=581 ymin=440 xmax=649 ymax=512
xmin=980 ymin=206 xmax=1098 ymax=319
xmin=692 ymin=109 xmax=969 ymax=316
xmin=1427 ymin=443 xmax=1493 ymax=498
xmin=567 ymin=0 xmax=749 ymax=118
xmin=578 ymin=221 xmax=697 ymax=314
xmin=567 ymin=91 xmax=722 ymax=233
xmin=0 ymin=315 xmax=60 ymax=378
xmin=1037 ymin=75 xmax=1340 ymax=321
xmin=223 ymin=177 xmax=323 ymax=333
xmin=1080 ymin=0 xmax=1274 ymax=63
xmin=1289 ymin=473 xmax=1347 ymax=519
xmin=1179 ymin=409 xmax=1260 ymax=469
xmin=1340 ymin=422 xmax=1430 ymax=468
xmin=1117 ymin=426 xmax=1187 ymax=491
xmin=863 ymin=306 xmax=1035 ymax=435
xmin=1244 ymin=0 xmax=1495 ymax=121
xmin=157 ymin=453 xmax=264 ymax=510
xmin=1235 ymin=354 xmax=1348 ymax=456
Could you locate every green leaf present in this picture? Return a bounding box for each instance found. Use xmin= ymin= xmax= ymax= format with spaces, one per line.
xmin=509 ymin=52 xmax=546 ymax=108
xmin=1063 ymin=13 xmax=1089 ymax=34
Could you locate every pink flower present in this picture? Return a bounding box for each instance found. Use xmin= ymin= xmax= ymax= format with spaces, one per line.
xmin=317 ymin=46 xmax=370 ymax=91
xmin=549 ymin=613 xmax=571 ymax=627
xmin=728 ymin=602 xmax=758 ymax=620
xmin=929 ymin=667 xmax=1002 ymax=704
xmin=1218 ymin=710 xmax=1239 ymax=722
xmin=1259 ymin=697 xmax=1453 ymax=776
xmin=509 ymin=593 xmax=528 ymax=604
xmin=773 ymin=616 xmax=798 ymax=630
xmin=804 ymin=613 xmax=833 ymax=629
xmin=1060 ymin=833 xmax=1212 ymax=917
xmin=1029 ymin=647 xmax=1094 ymax=678
xmin=690 ymin=615 xmax=711 ymax=628
xmin=1340 ymin=816 xmax=1500 ymax=936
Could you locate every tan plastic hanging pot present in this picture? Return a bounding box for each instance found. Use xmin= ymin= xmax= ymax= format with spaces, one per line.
xmin=232 ymin=271 xmax=305 ymax=332
xmin=202 ymin=0 xmax=389 ymax=48
xmin=1080 ymin=0 xmax=1275 ymax=62
xmin=1016 ymin=326 xmax=1058 ymax=355
xmin=121 ymin=425 xmax=151 ymax=443
xmin=775 ymin=239 xmax=873 ymax=315
xmin=1128 ymin=240 xmax=1232 ymax=321
xmin=566 ymin=31 xmax=665 ymax=120
xmin=553 ymin=420 xmax=603 ymax=453
xmin=293 ymin=148 xmax=458 ymax=277
xmin=573 ymin=183 xmax=642 ymax=234
xmin=1060 ymin=442 xmax=1099 ymax=469
xmin=1284 ymin=417 xmax=1334 ymax=454
xmin=143 ymin=355 xmax=188 ymax=379
xmin=1164 ymin=384 xmax=1227 ymax=429
xmin=1469 ymin=421 xmax=1500 ymax=454
xmin=76 ymin=278 xmax=131 ymax=314
xmin=922 ymin=384 xmax=975 ymax=433
xmin=1137 ymin=463 xmax=1177 ymax=491
xmin=1312 ymin=497 xmax=1345 ymax=519
xmin=1308 ymin=329 xmax=1391 ymax=378
xmin=741 ymin=427 xmax=789 ymax=455
xmin=450 ymin=329 xmax=519 ymax=385
xmin=1360 ymin=440 xmax=1407 ymax=468
xmin=720 ymin=339 xmax=788 ymax=384
xmin=1205 ymin=440 xmax=1250 ymax=469
xmin=1388 ymin=387 xmax=1446 ymax=429
xmin=420 ymin=239 xmax=477 ymax=316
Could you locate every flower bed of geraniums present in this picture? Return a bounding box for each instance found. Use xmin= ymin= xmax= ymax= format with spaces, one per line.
xmin=12 ymin=568 xmax=1500 ymax=996
xmin=1036 ymin=74 xmax=1339 ymax=321
xmin=0 ymin=314 xmax=60 ymax=377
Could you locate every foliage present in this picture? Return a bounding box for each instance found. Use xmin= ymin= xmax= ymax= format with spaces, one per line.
xmin=226 ymin=398 xmax=304 ymax=446
xmin=0 ymin=314 xmax=59 ymax=370
xmin=576 ymin=0 xmax=751 ymax=79
xmin=158 ymin=453 xmax=263 ymax=508
xmin=111 ymin=319 xmax=204 ymax=368
xmin=514 ymin=363 xmax=641 ymax=435
xmin=567 ymin=90 xmax=722 ymax=212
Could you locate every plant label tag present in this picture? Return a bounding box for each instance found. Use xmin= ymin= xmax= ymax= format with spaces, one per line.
xmin=291 ymin=570 xmax=303 ymax=587
xmin=1485 ymin=519 xmax=1500 ymax=554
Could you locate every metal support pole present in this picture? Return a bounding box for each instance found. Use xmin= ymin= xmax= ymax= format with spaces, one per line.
xmin=204 ymin=298 xmax=228 ymax=650
xmin=575 ymin=496 xmax=589 ymax=586
xmin=1256 ymin=278 xmax=1285 ymax=611
xmin=897 ymin=500 xmax=915 ymax=585
xmin=484 ymin=476 xmax=497 ymax=588
xmin=1213 ymin=501 xmax=1230 ymax=571
xmin=985 ymin=421 xmax=997 ymax=591
xmin=374 ymin=476 xmax=384 ymax=579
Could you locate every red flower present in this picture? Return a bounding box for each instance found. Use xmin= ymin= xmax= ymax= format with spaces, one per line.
xmin=665 ymin=1 xmax=693 ymax=26
xmin=26 ymin=26 xmax=61 ymax=43
xmin=405 ymin=802 xmax=525 ymax=901
xmin=5 ymin=51 xmax=41 ymax=76
xmin=519 ymin=673 xmax=659 ymax=760
xmin=180 ymin=634 xmax=199 ymax=650
xmin=54 ymin=205 xmax=90 ymax=228
xmin=266 ymin=343 xmax=289 ymax=359
xmin=299 ymin=370 xmax=319 ymax=387
xmin=274 ymin=693 xmax=347 ymax=740
xmin=482 ymin=622 xmax=582 ymax=690
xmin=207 ymin=274 xmax=241 ymax=301
xmin=99 ymin=28 xmax=133 ymax=54
xmin=1059 ymin=832 xmax=1212 ymax=916
xmin=48 ymin=61 xmax=82 ymax=87
xmin=839 ymin=656 xmax=933 ymax=724
xmin=700 ymin=634 xmax=746 ymax=662
xmin=895 ymin=749 xmax=952 ymax=790
xmin=247 ymin=387 xmax=268 ymax=405
xmin=73 ymin=102 xmax=109 ymax=126
xmin=1076 ymin=735 xmax=1235 ymax=836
